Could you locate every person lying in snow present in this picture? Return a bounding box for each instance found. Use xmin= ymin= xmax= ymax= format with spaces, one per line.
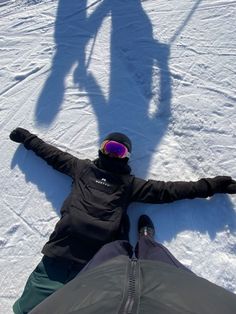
xmin=9 ymin=127 xmax=236 ymax=314
xmin=29 ymin=215 xmax=236 ymax=314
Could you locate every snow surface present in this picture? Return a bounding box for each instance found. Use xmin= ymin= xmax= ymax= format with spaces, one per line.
xmin=0 ymin=0 xmax=236 ymax=312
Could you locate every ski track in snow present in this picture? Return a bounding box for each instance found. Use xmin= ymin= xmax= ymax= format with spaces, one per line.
xmin=0 ymin=0 xmax=236 ymax=312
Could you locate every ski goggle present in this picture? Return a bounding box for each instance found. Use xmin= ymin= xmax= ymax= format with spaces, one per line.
xmin=100 ymin=140 xmax=130 ymax=159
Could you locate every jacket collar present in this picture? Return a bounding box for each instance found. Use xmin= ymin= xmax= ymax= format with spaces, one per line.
xmin=94 ymin=151 xmax=131 ymax=175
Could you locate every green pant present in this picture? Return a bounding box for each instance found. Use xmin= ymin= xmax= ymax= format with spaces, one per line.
xmin=13 ymin=256 xmax=83 ymax=314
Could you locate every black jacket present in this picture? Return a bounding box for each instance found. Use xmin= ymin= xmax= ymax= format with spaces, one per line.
xmin=30 ymin=255 xmax=236 ymax=314
xmin=23 ymin=135 xmax=216 ymax=263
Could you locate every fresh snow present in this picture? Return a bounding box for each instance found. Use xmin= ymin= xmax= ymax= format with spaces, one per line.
xmin=0 ymin=0 xmax=236 ymax=312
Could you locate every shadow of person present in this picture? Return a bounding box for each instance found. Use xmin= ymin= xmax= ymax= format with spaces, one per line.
xmin=35 ymin=0 xmax=171 ymax=178
xmin=73 ymin=0 xmax=171 ymax=178
xmin=11 ymin=145 xmax=71 ymax=216
xmin=35 ymin=0 xmax=98 ymax=125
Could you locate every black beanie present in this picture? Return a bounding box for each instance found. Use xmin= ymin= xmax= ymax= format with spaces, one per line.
xmin=102 ymin=132 xmax=132 ymax=153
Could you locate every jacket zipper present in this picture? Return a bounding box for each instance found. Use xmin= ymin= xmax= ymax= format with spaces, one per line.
xmin=121 ymin=258 xmax=138 ymax=314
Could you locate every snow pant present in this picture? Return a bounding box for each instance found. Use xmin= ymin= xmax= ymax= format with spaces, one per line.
xmin=82 ymin=235 xmax=193 ymax=274
xmin=12 ymin=256 xmax=84 ymax=314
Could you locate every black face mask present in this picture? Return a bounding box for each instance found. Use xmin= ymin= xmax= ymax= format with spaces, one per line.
xmin=94 ymin=151 xmax=131 ymax=174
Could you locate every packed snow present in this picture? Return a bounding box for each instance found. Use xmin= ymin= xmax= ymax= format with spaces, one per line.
xmin=0 ymin=0 xmax=236 ymax=312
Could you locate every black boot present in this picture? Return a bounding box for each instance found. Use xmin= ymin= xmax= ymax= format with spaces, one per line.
xmin=138 ymin=215 xmax=155 ymax=239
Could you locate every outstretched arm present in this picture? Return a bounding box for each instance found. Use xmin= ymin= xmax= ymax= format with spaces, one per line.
xmin=130 ymin=176 xmax=236 ymax=203
xmin=10 ymin=128 xmax=80 ymax=178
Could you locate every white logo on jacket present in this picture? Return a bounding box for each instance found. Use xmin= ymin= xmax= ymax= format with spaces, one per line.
xmin=95 ymin=178 xmax=111 ymax=187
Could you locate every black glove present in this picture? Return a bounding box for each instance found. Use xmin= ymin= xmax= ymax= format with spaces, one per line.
xmin=208 ymin=176 xmax=236 ymax=194
xmin=9 ymin=127 xmax=31 ymax=144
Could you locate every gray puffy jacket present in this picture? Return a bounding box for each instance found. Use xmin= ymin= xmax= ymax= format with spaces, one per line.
xmin=30 ymin=255 xmax=236 ymax=314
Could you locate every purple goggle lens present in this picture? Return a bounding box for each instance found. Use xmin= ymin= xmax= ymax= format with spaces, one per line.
xmin=101 ymin=140 xmax=130 ymax=158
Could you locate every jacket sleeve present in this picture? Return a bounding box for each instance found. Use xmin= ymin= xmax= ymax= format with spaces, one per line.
xmin=23 ymin=134 xmax=80 ymax=178
xmin=130 ymin=177 xmax=215 ymax=203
